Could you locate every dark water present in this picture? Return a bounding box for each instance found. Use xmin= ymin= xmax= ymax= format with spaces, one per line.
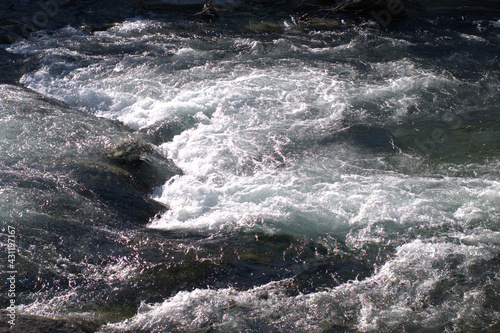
xmin=1 ymin=1 xmax=499 ymax=332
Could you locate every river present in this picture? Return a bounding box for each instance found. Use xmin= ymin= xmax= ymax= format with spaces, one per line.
xmin=1 ymin=1 xmax=499 ymax=332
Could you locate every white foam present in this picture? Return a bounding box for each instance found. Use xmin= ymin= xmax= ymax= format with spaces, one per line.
xmin=151 ymin=148 xmax=500 ymax=237
xmin=451 ymin=228 xmax=500 ymax=246
xmin=8 ymin=21 xmax=499 ymax=239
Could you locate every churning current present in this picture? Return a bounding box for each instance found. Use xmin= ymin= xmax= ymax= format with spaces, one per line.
xmin=1 ymin=5 xmax=500 ymax=333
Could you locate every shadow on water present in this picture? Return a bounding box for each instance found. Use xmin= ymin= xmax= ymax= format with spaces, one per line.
xmin=0 ymin=49 xmax=38 ymax=85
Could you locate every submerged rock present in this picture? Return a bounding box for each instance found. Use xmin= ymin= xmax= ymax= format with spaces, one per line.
xmin=309 ymin=18 xmax=341 ymax=29
xmin=140 ymin=114 xmax=199 ymax=145
xmin=241 ymin=21 xmax=283 ymax=33
xmin=128 ymin=231 xmax=373 ymax=303
xmin=320 ymin=124 xmax=398 ymax=152
xmin=13 ymin=230 xmax=373 ymax=328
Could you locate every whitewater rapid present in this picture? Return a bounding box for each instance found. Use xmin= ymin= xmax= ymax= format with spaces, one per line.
xmin=3 ymin=13 xmax=499 ymax=332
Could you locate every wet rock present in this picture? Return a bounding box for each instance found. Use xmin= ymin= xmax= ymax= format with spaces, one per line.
xmin=104 ymin=139 xmax=183 ymax=193
xmin=61 ymin=158 xmax=169 ymax=222
xmin=0 ymin=83 xmax=181 ymax=225
xmin=105 ymin=140 xmax=155 ymax=166
xmin=194 ymin=0 xmax=220 ymax=20
xmin=0 ymin=310 xmax=96 ymax=333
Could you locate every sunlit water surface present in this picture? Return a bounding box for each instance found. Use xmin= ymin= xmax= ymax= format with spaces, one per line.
xmin=2 ymin=12 xmax=499 ymax=332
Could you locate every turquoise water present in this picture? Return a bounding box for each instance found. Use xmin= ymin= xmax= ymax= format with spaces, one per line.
xmin=1 ymin=5 xmax=499 ymax=332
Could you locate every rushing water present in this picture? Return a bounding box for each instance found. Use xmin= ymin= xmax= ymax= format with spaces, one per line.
xmin=1 ymin=4 xmax=500 ymax=332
